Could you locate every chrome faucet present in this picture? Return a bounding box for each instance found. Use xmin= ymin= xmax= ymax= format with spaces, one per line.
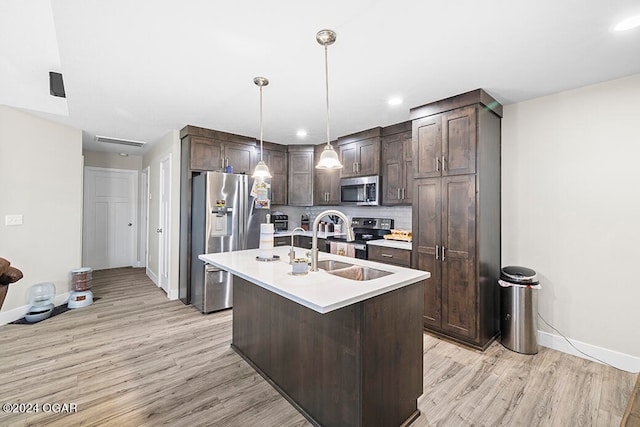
xmin=289 ymin=227 xmax=306 ymax=264
xmin=310 ymin=210 xmax=355 ymax=272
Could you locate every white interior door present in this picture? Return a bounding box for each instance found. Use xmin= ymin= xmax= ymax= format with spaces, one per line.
xmin=83 ymin=167 xmax=138 ymax=270
xmin=158 ymin=156 xmax=171 ymax=292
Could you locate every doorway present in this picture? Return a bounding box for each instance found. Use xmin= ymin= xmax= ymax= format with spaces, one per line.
xmin=140 ymin=167 xmax=149 ymax=268
xmin=83 ymin=167 xmax=138 ymax=270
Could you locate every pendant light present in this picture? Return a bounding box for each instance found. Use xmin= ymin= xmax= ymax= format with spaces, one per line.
xmin=252 ymin=76 xmax=272 ymax=179
xmin=315 ymin=29 xmax=343 ymax=170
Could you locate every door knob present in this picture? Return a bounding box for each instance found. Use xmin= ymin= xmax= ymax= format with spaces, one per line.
xmin=128 ymin=223 xmax=132 ymax=226
xmin=157 ymin=228 xmax=163 ymax=233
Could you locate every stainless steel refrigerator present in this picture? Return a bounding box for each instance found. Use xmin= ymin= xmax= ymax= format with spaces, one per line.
xmin=190 ymin=172 xmax=269 ymax=313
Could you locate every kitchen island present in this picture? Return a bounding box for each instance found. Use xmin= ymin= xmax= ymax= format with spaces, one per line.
xmin=200 ymin=247 xmax=430 ymax=427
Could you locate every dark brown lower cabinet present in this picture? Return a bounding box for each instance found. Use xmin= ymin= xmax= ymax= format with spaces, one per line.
xmin=232 ymin=276 xmax=424 ymax=427
xmin=414 ymin=175 xmax=499 ymax=349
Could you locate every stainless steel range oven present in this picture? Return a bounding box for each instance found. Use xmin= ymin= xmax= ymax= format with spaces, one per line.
xmin=327 ymin=217 xmax=394 ymax=259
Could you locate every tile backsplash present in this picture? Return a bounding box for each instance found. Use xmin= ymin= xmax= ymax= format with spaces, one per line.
xmin=272 ymin=205 xmax=412 ymax=231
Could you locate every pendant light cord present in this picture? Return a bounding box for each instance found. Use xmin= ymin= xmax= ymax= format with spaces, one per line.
xmin=324 ymin=44 xmax=331 ymax=147
xmin=259 ymin=85 xmax=264 ymax=161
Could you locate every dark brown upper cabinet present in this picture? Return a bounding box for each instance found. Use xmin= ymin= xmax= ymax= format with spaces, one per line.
xmin=381 ymin=122 xmax=412 ymax=205
xmin=288 ymin=145 xmax=314 ymax=206
xmin=186 ymin=128 xmax=257 ymax=175
xmin=412 ymin=107 xmax=477 ymax=178
xmin=261 ymin=143 xmax=288 ymax=206
xmin=338 ymin=127 xmax=381 ymax=178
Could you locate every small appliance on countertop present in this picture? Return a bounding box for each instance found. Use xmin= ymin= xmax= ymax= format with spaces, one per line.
xmin=301 ymin=214 xmax=310 ymax=231
xmin=272 ymin=213 xmax=289 ymax=232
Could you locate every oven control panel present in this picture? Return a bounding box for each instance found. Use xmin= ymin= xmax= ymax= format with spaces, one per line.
xmin=351 ymin=217 xmax=394 ymax=230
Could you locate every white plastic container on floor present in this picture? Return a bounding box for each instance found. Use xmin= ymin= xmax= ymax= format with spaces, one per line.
xmin=68 ymin=290 xmax=93 ymax=309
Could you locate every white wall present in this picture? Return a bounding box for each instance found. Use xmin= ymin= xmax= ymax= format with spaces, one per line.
xmin=0 ymin=106 xmax=83 ymax=316
xmin=502 ymin=73 xmax=640 ymax=364
xmin=142 ymin=130 xmax=180 ymax=299
xmin=83 ymin=150 xmax=142 ymax=171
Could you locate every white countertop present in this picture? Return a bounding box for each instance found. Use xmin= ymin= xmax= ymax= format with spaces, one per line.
xmin=367 ymin=239 xmax=412 ymax=250
xmin=199 ymin=246 xmax=429 ymax=314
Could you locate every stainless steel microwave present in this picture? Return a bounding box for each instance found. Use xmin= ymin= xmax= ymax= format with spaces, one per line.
xmin=340 ymin=176 xmax=380 ymax=206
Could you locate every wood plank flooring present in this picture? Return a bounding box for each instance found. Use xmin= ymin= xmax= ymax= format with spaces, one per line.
xmin=0 ymin=267 xmax=636 ymax=426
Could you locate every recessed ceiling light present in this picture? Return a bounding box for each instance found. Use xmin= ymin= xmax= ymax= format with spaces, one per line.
xmin=296 ymin=129 xmax=307 ymax=138
xmin=614 ymin=15 xmax=640 ymax=31
xmin=119 ymin=152 xmax=129 ymax=157
xmin=388 ymin=97 xmax=403 ymax=106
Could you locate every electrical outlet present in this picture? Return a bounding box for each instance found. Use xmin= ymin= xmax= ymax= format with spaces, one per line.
xmin=5 ymin=214 xmax=23 ymax=226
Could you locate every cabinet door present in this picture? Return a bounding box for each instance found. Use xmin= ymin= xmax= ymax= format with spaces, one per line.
xmin=441 ymin=175 xmax=477 ymax=339
xmin=190 ymin=137 xmax=223 ymax=170
xmin=402 ymin=135 xmax=413 ymax=204
xmin=442 ymin=107 xmax=476 ymax=176
xmin=382 ymin=134 xmax=404 ymax=205
xmin=315 ymin=168 xmax=340 ymax=205
xmin=412 ymin=115 xmax=442 ymax=178
xmin=288 ymin=150 xmax=314 ymax=206
xmin=357 ymin=138 xmax=380 ymax=176
xmin=339 ymin=142 xmax=358 ymax=178
xmin=226 ymin=143 xmax=255 ymax=174
xmin=413 ymin=178 xmax=442 ymax=328
xmin=265 ymin=150 xmax=287 ymax=205
xmin=274 ymin=236 xmax=290 ymax=247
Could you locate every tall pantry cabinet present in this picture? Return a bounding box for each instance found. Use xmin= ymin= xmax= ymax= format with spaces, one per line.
xmin=411 ymin=89 xmax=502 ymax=350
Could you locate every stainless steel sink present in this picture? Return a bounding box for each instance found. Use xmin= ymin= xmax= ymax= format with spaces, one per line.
xmin=316 ymin=259 xmax=354 ymax=271
xmin=317 ymin=259 xmax=392 ymax=281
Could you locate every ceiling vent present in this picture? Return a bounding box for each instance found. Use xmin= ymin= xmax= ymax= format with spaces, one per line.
xmin=95 ymin=135 xmax=146 ymax=148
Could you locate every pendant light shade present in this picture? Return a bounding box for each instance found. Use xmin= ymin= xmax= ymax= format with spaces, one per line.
xmin=315 ymin=29 xmax=343 ymax=170
xmin=316 ymin=144 xmax=342 ymax=169
xmin=252 ymin=76 xmax=272 ymax=179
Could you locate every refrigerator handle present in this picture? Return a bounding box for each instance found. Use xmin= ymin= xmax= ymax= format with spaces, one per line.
xmin=239 ymin=175 xmax=248 ymax=250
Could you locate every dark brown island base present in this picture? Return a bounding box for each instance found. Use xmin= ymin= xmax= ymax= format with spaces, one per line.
xmin=199 ymin=247 xmax=429 ymax=426
xmin=232 ymin=276 xmax=425 ymax=427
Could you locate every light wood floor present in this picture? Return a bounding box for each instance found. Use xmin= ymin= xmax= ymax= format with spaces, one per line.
xmin=0 ymin=267 xmax=637 ymax=427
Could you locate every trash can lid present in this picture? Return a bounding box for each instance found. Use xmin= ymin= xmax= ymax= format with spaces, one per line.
xmin=500 ymin=266 xmax=538 ymax=284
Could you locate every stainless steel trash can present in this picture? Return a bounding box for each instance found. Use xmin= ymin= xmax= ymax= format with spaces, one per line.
xmin=500 ymin=266 xmax=539 ymax=354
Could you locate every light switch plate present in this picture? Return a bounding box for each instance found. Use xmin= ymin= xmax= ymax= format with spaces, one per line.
xmin=5 ymin=214 xmax=23 ymax=226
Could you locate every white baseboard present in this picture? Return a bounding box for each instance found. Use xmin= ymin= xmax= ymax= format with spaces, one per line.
xmin=168 ymin=289 xmax=179 ymax=300
xmin=146 ymin=268 xmax=159 ymax=286
xmin=0 ymin=292 xmax=70 ymax=326
xmin=538 ymin=330 xmax=640 ymax=373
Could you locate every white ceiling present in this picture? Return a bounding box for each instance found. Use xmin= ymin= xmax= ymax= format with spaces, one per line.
xmin=2 ymin=0 xmax=640 ymax=155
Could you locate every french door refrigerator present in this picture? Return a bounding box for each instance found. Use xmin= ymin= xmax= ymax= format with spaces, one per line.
xmin=190 ymin=172 xmax=269 ymax=313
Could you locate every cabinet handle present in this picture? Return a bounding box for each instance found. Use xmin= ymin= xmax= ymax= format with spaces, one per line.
xmin=397 ymin=188 xmax=400 ymax=199
xmin=435 ymin=158 xmax=440 ymax=172
xmin=381 ymin=253 xmax=393 ymax=258
xmin=435 ymin=245 xmax=439 ymax=260
xmin=225 ymin=158 xmax=229 ymax=167
xmin=221 ymin=158 xmax=224 ymax=169
xmin=441 ymin=155 xmax=446 ymax=171
xmin=325 ymin=192 xmax=329 ymax=202
xmin=402 ymin=188 xmax=406 ymax=199
xmin=442 ymin=246 xmax=446 ymax=261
